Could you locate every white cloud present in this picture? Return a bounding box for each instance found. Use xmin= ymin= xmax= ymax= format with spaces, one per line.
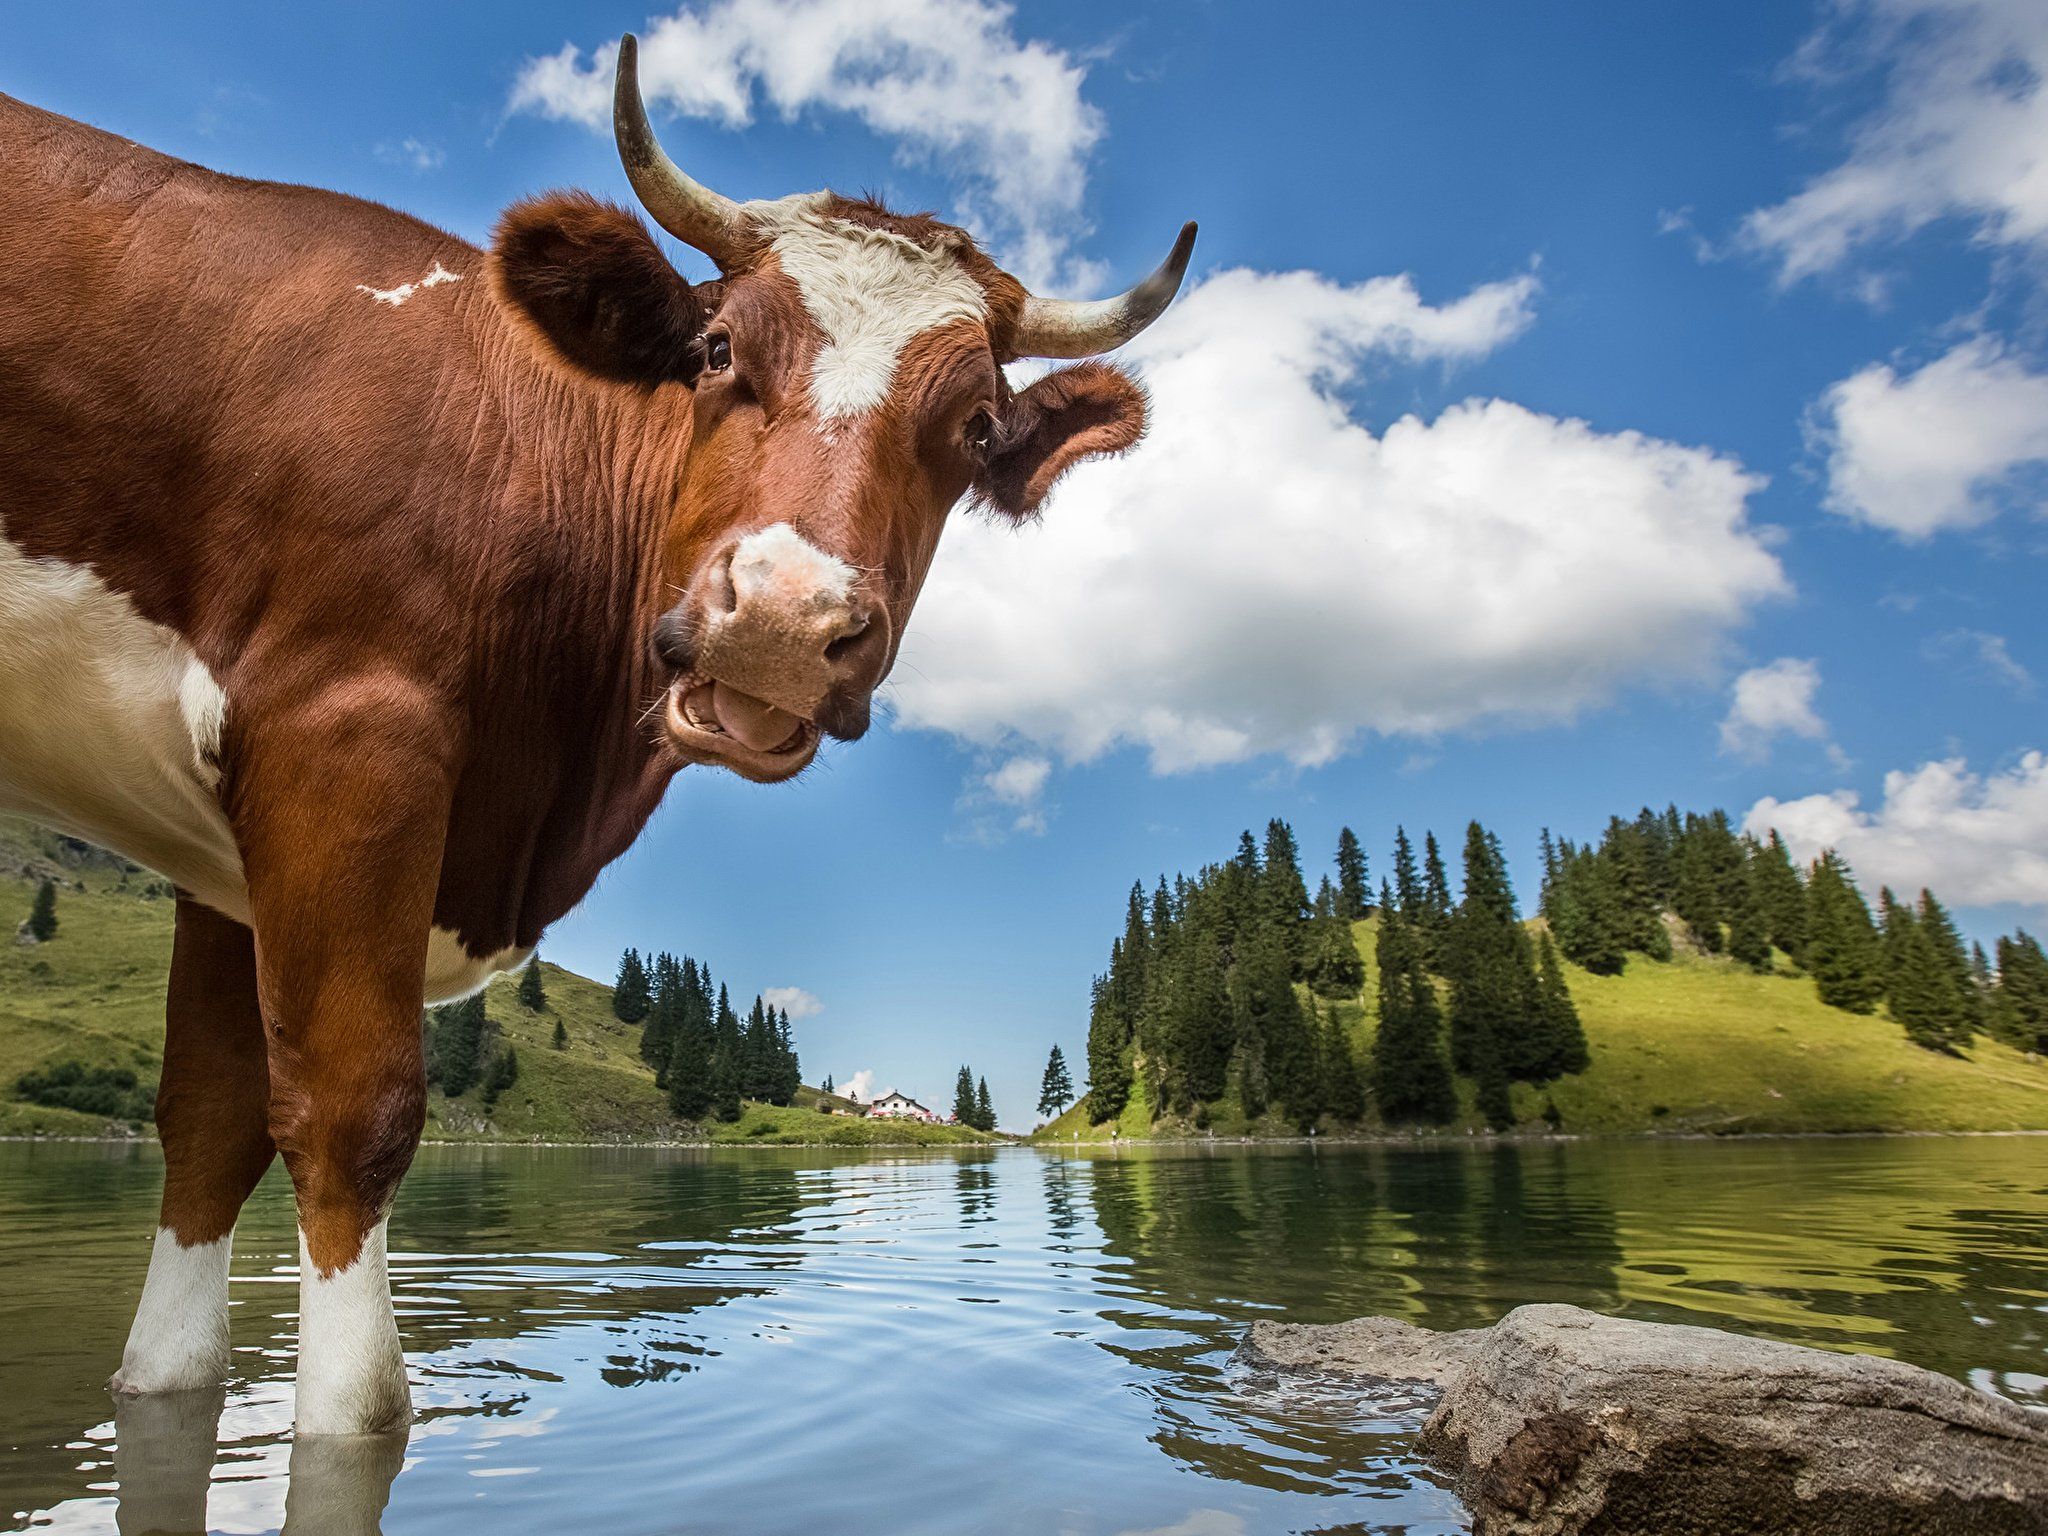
xmin=837 ymin=1068 xmax=877 ymax=1102
xmin=951 ymin=752 xmax=1054 ymax=840
xmin=1928 ymin=628 xmax=2036 ymax=692
xmin=890 ymin=266 xmax=1786 ymax=772
xmin=508 ymin=0 xmax=1101 ymax=285
xmin=761 ymin=985 xmax=823 ymax=1019
xmin=1720 ymin=658 xmax=1829 ymax=761
xmin=1746 ymin=751 xmax=2048 ymax=909
xmin=1811 ymin=338 xmax=2048 ymax=538
xmin=1741 ymin=0 xmax=2048 ymax=284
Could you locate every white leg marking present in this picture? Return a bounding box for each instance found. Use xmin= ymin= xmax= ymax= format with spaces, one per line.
xmin=294 ymin=1219 xmax=410 ymax=1436
xmin=111 ymin=1227 xmax=235 ymax=1395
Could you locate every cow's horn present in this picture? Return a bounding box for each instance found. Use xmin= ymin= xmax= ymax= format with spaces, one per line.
xmin=1011 ymin=222 xmax=1198 ymax=359
xmin=614 ymin=33 xmax=744 ymax=267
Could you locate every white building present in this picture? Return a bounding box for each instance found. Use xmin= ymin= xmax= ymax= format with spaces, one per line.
xmin=865 ymin=1091 xmax=937 ymax=1122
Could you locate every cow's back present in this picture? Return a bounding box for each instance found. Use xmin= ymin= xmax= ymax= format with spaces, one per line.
xmin=0 ymin=96 xmax=487 ymax=924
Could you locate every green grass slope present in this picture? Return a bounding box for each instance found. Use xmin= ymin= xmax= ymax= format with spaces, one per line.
xmin=1037 ymin=914 xmax=2048 ymax=1142
xmin=0 ymin=819 xmax=991 ymax=1145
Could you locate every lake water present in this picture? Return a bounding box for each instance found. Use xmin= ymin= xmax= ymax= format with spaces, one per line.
xmin=2 ymin=1136 xmax=2043 ymax=1535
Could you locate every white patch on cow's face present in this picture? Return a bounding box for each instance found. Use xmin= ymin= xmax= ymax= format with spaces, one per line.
xmin=731 ymin=522 xmax=856 ymax=606
xmin=109 ymin=1227 xmax=236 ymax=1396
xmin=294 ymin=1219 xmax=410 ymax=1437
xmin=423 ymin=928 xmax=532 ymax=1006
xmin=0 ymin=537 xmax=247 ymax=924
xmin=356 ymin=260 xmax=462 ymax=308
xmin=744 ymin=194 xmax=987 ymax=420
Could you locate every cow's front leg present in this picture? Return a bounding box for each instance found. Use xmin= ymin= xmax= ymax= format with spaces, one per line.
xmin=236 ymin=681 xmax=456 ymax=1437
xmin=113 ymin=899 xmax=274 ymax=1395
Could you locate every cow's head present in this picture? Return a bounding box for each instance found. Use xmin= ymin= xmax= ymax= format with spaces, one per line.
xmin=491 ymin=35 xmax=1194 ymax=782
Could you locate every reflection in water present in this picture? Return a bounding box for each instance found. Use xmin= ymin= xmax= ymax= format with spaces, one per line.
xmin=1 ymin=1138 xmax=2042 ymax=1534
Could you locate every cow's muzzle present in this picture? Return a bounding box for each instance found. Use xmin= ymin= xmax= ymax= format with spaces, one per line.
xmin=652 ymin=523 xmax=890 ymax=780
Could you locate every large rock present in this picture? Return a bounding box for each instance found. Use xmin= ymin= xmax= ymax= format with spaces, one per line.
xmin=1242 ymin=1303 xmax=2048 ymax=1535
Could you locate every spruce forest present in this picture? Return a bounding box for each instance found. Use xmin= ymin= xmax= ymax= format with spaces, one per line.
xmin=1080 ymin=808 xmax=2048 ymax=1134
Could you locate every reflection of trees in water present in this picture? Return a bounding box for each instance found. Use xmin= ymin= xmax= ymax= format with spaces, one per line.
xmin=1071 ymin=1144 xmax=1623 ymax=1515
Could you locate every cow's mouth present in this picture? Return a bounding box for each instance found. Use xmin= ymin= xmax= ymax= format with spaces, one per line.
xmin=662 ymin=676 xmax=819 ymax=781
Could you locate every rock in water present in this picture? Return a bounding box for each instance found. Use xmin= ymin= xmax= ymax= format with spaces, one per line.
xmin=1242 ymin=1303 xmax=2048 ymax=1535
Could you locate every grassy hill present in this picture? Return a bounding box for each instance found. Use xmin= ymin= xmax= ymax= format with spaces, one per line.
xmin=1036 ymin=913 xmax=2048 ymax=1142
xmin=0 ymin=818 xmax=991 ymax=1146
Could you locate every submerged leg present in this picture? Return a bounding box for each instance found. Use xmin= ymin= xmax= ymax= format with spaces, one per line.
xmin=113 ymin=900 xmax=275 ymax=1396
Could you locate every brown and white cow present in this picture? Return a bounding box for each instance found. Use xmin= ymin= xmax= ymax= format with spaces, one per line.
xmin=0 ymin=36 xmax=1192 ymax=1436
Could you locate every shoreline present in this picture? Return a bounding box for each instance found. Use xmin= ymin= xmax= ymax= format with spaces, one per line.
xmin=6 ymin=1127 xmax=2044 ymax=1150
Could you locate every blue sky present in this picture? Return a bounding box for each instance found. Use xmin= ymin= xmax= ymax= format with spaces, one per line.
xmin=14 ymin=1 xmax=2046 ymax=1126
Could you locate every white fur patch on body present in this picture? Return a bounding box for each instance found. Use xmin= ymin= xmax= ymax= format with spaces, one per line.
xmin=0 ymin=538 xmax=247 ymax=923
xmin=744 ymin=194 xmax=986 ymax=419
xmin=110 ymin=1228 xmax=237 ymax=1395
xmin=355 ymin=260 xmax=461 ymax=308
xmin=294 ymin=1219 xmax=410 ymax=1436
xmin=423 ymin=928 xmax=533 ymax=1006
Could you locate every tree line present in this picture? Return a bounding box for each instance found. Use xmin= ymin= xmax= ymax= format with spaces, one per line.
xmin=1083 ymin=805 xmax=2048 ymax=1134
xmin=1540 ymin=806 xmax=2045 ymax=1055
xmin=610 ymin=948 xmax=802 ymax=1122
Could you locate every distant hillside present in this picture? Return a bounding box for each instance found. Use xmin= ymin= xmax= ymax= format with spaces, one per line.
xmin=1037 ymin=913 xmax=2048 ymax=1142
xmin=0 ymin=818 xmax=991 ymax=1146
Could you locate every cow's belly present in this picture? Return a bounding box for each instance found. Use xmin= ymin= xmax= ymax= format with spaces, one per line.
xmin=0 ymin=536 xmax=528 ymax=1005
xmin=0 ymin=535 xmax=250 ymax=923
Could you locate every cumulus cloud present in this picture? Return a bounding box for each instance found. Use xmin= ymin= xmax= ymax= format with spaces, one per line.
xmin=950 ymin=753 xmax=1054 ymax=841
xmin=1740 ymin=0 xmax=2048 ymax=284
xmin=1811 ymin=339 xmax=2048 ymax=538
xmin=508 ymin=0 xmax=1100 ymax=284
xmin=761 ymin=985 xmax=823 ymax=1019
xmin=1746 ymin=752 xmax=2048 ymax=909
xmin=836 ymin=1068 xmax=877 ymax=1102
xmin=890 ymin=266 xmax=1786 ymax=772
xmin=1719 ymin=658 xmax=1829 ymax=761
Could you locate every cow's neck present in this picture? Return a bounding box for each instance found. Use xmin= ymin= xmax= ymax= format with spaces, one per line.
xmin=433 ymin=329 xmax=696 ymax=956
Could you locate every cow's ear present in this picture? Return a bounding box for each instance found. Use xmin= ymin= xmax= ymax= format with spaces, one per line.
xmin=973 ymin=362 xmax=1148 ymax=519
xmin=490 ymin=193 xmax=716 ymax=386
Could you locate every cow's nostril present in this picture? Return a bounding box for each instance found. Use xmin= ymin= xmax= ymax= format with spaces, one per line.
xmin=824 ymin=613 xmax=873 ymax=665
xmin=706 ymin=548 xmax=738 ymax=618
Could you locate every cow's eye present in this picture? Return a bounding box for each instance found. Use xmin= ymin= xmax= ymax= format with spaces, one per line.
xmin=705 ymin=333 xmax=733 ymax=372
xmin=963 ymin=408 xmax=996 ymax=455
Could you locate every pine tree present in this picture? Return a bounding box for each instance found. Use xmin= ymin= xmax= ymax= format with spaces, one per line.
xmin=517 ymin=956 xmax=546 ymax=1010
xmin=1474 ymin=1036 xmax=1514 ymax=1132
xmin=1991 ymin=931 xmax=2048 ymax=1052
xmin=954 ymin=1065 xmax=978 ymax=1126
xmin=708 ymin=1042 xmax=742 ymax=1121
xmin=1804 ymin=852 xmax=1884 ymax=1014
xmin=823 ymin=1073 xmax=835 ymax=1095
xmin=1673 ymin=816 xmax=1724 ymax=953
xmin=771 ymin=1008 xmax=802 ymax=1105
xmin=640 ymin=953 xmax=682 ymax=1073
xmin=552 ymin=1017 xmax=568 ymax=1050
xmin=975 ymin=1076 xmax=995 ymax=1133
xmin=1725 ymin=855 xmax=1772 ymax=973
xmin=1371 ymin=894 xmax=1457 ymax=1124
xmin=611 ymin=948 xmax=650 ymax=1023
xmin=1532 ymin=931 xmax=1590 ymax=1078
xmin=1420 ymin=833 xmax=1453 ymax=966
xmin=666 ymin=1005 xmax=714 ymax=1119
xmin=1444 ymin=823 xmax=1541 ymax=1081
xmin=1916 ymin=890 xmax=1980 ymax=1044
xmin=1085 ymin=971 xmax=1134 ymax=1123
xmin=1166 ymin=884 xmax=1234 ymax=1108
xmin=1752 ymin=832 xmax=1808 ymax=963
xmin=427 ymin=994 xmax=487 ymax=1097
xmin=1038 ymin=1045 xmax=1075 ymax=1119
xmin=1551 ymin=844 xmax=1626 ymax=976
xmin=1232 ymin=920 xmax=1313 ymax=1122
xmin=1319 ymin=1010 xmax=1365 ymax=1122
xmin=1334 ymin=827 xmax=1369 ymax=920
xmin=1391 ymin=827 xmax=1423 ymax=921
xmin=26 ymin=878 xmax=58 ymax=942
xmin=1261 ymin=818 xmax=1311 ymax=974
